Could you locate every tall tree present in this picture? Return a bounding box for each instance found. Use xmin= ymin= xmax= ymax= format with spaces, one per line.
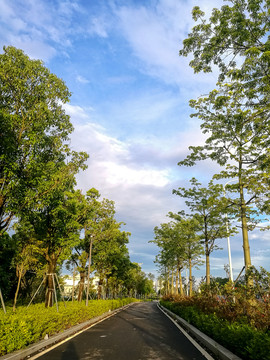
xmin=173 ymin=178 xmax=233 ymax=285
xmin=177 ymin=217 xmax=203 ymax=296
xmin=179 ymin=0 xmax=270 ymax=106
xmin=179 ymin=1 xmax=270 ymax=281
xmin=178 ymin=83 xmax=267 ymax=277
xmin=0 ymin=46 xmax=85 ymax=234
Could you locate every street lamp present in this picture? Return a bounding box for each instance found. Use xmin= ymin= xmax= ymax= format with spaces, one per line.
xmin=223 ymin=180 xmax=235 ymax=282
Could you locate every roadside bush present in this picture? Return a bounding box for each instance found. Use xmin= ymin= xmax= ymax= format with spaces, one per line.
xmin=0 ymin=298 xmax=137 ymax=356
xmin=161 ymin=298 xmax=270 ymax=360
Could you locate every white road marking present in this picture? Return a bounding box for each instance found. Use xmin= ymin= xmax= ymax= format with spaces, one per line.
xmin=157 ymin=303 xmax=215 ymax=360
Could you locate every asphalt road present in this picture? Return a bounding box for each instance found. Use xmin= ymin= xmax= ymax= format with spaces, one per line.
xmin=34 ymin=302 xmax=211 ymax=360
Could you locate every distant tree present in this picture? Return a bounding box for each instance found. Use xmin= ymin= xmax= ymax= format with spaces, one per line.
xmin=153 ymin=215 xmax=204 ymax=295
xmin=173 ymin=178 xmax=233 ymax=285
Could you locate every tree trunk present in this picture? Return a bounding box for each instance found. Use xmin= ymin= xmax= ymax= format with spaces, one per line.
xmin=98 ymin=277 xmax=104 ymax=300
xmin=205 ymin=250 xmax=210 ymax=286
xmin=13 ymin=267 xmax=23 ymax=312
xmin=171 ymin=270 xmax=174 ymax=294
xmin=72 ymin=267 xmax=76 ymax=302
xmin=86 ymin=235 xmax=93 ymax=306
xmin=178 ymin=268 xmax=183 ymax=296
xmin=239 ymin=180 xmax=252 ymax=270
xmin=238 ymin=159 xmax=253 ymax=287
xmin=175 ymin=269 xmax=179 ymax=295
xmin=204 ymin=221 xmax=211 ymax=285
xmin=77 ymin=271 xmax=85 ymax=302
xmin=189 ymin=258 xmax=193 ymax=297
xmin=45 ymin=255 xmax=57 ymax=307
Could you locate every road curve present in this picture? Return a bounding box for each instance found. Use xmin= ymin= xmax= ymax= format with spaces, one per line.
xmin=34 ymin=302 xmax=211 ymax=360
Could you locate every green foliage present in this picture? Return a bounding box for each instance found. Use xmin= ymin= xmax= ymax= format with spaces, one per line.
xmin=0 ymin=46 xmax=83 ymax=234
xmin=180 ymin=0 xmax=270 ymax=100
xmin=0 ymin=233 xmax=17 ymax=300
xmin=178 ymin=1 xmax=270 ymax=274
xmin=161 ymin=296 xmax=270 ymax=360
xmin=173 ymin=178 xmax=235 ymax=284
xmin=0 ymin=298 xmax=137 ymax=356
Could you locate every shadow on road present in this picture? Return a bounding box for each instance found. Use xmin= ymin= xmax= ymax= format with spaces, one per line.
xmin=60 ymin=341 xmax=79 ymax=360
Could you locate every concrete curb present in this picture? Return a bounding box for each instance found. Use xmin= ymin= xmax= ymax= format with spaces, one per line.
xmin=0 ymin=303 xmax=135 ymax=360
xmin=158 ymin=303 xmax=242 ymax=360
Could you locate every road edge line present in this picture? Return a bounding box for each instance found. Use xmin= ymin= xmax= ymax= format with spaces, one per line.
xmin=157 ymin=303 xmax=242 ymax=360
xmin=0 ymin=302 xmax=136 ymax=360
xmin=157 ymin=302 xmax=215 ymax=360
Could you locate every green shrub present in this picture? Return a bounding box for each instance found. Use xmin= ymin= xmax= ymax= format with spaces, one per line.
xmin=161 ymin=299 xmax=270 ymax=360
xmin=0 ymin=298 xmax=137 ymax=356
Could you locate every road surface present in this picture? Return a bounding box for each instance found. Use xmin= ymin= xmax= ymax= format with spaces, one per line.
xmin=34 ymin=302 xmax=212 ymax=360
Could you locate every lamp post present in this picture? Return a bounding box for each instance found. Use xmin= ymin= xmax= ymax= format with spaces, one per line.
xmin=224 ymin=180 xmax=235 ymax=282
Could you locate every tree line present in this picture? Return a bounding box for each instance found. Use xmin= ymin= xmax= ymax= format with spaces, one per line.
xmin=0 ymin=46 xmax=154 ymax=310
xmin=153 ymin=0 xmax=270 ymax=294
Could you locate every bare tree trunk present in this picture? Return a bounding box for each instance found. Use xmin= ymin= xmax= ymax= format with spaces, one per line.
xmin=178 ymin=268 xmax=183 ymax=296
xmin=77 ymin=271 xmax=85 ymax=302
xmin=175 ymin=268 xmax=179 ymax=295
xmin=98 ymin=277 xmax=104 ymax=300
xmin=171 ymin=270 xmax=174 ymax=294
xmin=45 ymin=255 xmax=57 ymax=307
xmin=86 ymin=235 xmax=93 ymax=306
xmin=13 ymin=268 xmax=23 ymax=312
xmin=72 ymin=267 xmax=76 ymax=302
xmin=206 ymin=250 xmax=210 ymax=286
xmin=189 ymin=258 xmax=193 ymax=297
xmin=239 ymin=178 xmax=252 ymax=273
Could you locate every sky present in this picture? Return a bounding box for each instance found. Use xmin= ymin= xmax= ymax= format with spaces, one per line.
xmin=1 ymin=0 xmax=269 ymax=282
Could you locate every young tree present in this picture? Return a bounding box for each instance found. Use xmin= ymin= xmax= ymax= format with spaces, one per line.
xmin=11 ymin=232 xmax=43 ymax=311
xmin=93 ymin=220 xmax=130 ymax=299
xmin=173 ymin=178 xmax=233 ymax=285
xmin=153 ymin=216 xmax=204 ymax=295
xmin=0 ymin=46 xmax=83 ymax=235
xmin=153 ymin=221 xmax=187 ymax=295
xmin=22 ymin=182 xmax=87 ymax=307
xmin=172 ymin=216 xmax=204 ymax=296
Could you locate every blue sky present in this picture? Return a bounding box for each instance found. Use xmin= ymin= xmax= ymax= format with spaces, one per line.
xmin=1 ymin=0 xmax=269 ymax=281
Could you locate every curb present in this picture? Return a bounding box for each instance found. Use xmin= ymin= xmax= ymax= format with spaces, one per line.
xmin=158 ymin=303 xmax=242 ymax=360
xmin=0 ymin=303 xmax=135 ymax=360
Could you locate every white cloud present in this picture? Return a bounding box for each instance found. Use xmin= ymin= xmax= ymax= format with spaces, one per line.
xmin=88 ymin=17 xmax=108 ymax=38
xmin=76 ymin=75 xmax=90 ymax=84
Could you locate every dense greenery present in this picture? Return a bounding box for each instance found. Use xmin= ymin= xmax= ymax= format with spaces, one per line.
xmin=161 ymin=297 xmax=270 ymax=360
xmin=160 ymin=268 xmax=270 ymax=359
xmin=0 ymin=46 xmax=155 ymax=310
xmin=0 ymin=299 xmax=138 ymax=356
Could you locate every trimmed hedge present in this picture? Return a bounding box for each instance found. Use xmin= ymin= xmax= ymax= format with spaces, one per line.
xmin=0 ymin=298 xmax=137 ymax=356
xmin=160 ymin=300 xmax=270 ymax=360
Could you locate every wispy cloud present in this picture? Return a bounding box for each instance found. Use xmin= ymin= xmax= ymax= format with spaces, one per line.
xmin=76 ymin=75 xmax=90 ymax=84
